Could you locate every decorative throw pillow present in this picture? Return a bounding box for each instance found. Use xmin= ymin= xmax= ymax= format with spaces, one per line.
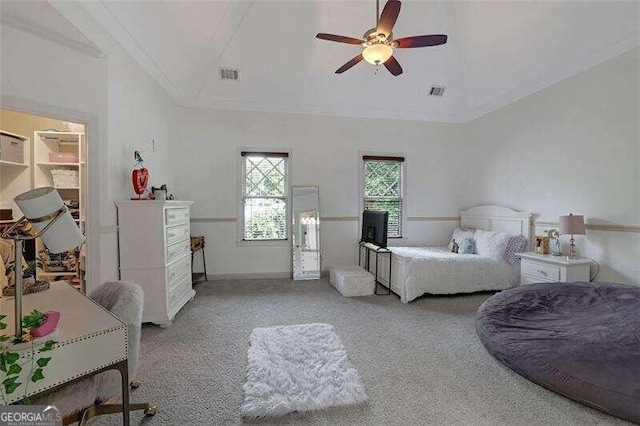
xmin=449 ymin=227 xmax=475 ymax=251
xmin=474 ymin=229 xmax=513 ymax=260
xmin=503 ymin=235 xmax=527 ymax=264
xmin=458 ymin=238 xmax=475 ymax=254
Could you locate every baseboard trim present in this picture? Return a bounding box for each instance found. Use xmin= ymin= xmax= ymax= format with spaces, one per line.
xmin=206 ymin=272 xmax=291 ymax=280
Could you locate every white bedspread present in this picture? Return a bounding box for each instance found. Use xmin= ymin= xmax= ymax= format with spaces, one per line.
xmin=388 ymin=246 xmax=518 ymax=303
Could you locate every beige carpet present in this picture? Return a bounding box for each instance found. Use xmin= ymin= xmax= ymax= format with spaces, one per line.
xmin=93 ymin=278 xmax=628 ymax=425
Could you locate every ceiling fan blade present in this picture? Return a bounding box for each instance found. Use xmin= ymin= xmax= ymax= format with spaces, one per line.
xmin=377 ymin=0 xmax=401 ymax=38
xmin=335 ymin=54 xmax=364 ymax=74
xmin=395 ymin=34 xmax=448 ymax=48
xmin=316 ymin=33 xmax=364 ymax=45
xmin=384 ymin=55 xmax=403 ymax=76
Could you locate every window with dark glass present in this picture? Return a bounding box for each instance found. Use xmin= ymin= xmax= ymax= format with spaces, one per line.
xmin=363 ymin=156 xmax=404 ymax=238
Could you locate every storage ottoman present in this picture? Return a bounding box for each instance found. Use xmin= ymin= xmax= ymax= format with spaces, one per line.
xmin=329 ymin=265 xmax=375 ymax=297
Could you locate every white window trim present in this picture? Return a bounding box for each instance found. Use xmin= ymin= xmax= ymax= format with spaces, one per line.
xmin=236 ymin=147 xmax=292 ymax=247
xmin=358 ymin=151 xmax=409 ymax=245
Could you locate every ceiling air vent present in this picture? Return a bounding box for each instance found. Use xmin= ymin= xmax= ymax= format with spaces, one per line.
xmin=428 ymin=86 xmax=446 ymax=97
xmin=219 ymin=68 xmax=239 ymax=81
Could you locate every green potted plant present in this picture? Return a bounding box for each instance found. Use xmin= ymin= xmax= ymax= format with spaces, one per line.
xmin=0 ymin=311 xmax=56 ymax=404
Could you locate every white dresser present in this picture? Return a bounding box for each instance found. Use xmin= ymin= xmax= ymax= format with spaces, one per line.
xmin=116 ymin=200 xmax=195 ymax=327
xmin=517 ymin=252 xmax=591 ymax=285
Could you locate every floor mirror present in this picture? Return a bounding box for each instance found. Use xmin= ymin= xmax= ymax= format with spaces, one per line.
xmin=292 ymin=186 xmax=320 ymax=280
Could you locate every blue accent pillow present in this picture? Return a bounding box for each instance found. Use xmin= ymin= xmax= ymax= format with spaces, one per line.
xmin=458 ymin=238 xmax=475 ymax=254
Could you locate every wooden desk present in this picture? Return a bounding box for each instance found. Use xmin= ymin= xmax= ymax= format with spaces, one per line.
xmin=0 ymin=282 xmax=130 ymax=424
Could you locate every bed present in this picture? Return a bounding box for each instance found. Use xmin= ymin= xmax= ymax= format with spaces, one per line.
xmin=363 ymin=206 xmax=532 ymax=303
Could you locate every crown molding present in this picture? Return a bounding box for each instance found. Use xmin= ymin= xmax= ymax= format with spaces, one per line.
xmin=185 ymin=96 xmax=464 ymax=124
xmin=78 ymin=1 xmax=184 ymax=104
xmin=181 ymin=2 xmax=254 ymax=101
xmin=46 ymin=1 xmax=638 ymax=125
xmin=461 ymin=33 xmax=640 ymax=123
xmin=1 ymin=13 xmax=103 ymax=58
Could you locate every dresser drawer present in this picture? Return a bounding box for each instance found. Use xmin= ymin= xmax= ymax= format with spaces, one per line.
xmin=168 ymin=273 xmax=192 ymax=311
xmin=522 ymin=273 xmax=556 ymax=285
xmin=522 ymin=260 xmax=561 ymax=282
xmin=166 ymin=223 xmax=190 ymax=246
xmin=165 ymin=207 xmax=189 ymax=226
xmin=166 ymin=254 xmax=191 ymax=285
xmin=166 ymin=238 xmax=190 ymax=263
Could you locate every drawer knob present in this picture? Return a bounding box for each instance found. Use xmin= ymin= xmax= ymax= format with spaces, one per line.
xmin=538 ymin=269 xmax=547 ymax=275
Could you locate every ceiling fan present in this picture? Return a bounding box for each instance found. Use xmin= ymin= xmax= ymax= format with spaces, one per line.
xmin=316 ymin=0 xmax=447 ymax=76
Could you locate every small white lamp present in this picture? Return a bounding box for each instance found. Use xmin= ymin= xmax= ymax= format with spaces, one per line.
xmin=559 ymin=213 xmax=586 ymax=259
xmin=1 ymin=187 xmax=85 ymax=339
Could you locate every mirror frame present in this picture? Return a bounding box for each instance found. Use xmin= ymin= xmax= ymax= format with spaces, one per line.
xmin=291 ymin=185 xmax=320 ymax=280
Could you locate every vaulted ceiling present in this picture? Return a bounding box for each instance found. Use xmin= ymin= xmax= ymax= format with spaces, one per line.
xmin=6 ymin=1 xmax=640 ymax=122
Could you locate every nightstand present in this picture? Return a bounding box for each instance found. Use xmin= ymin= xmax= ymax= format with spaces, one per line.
xmin=517 ymin=252 xmax=592 ymax=285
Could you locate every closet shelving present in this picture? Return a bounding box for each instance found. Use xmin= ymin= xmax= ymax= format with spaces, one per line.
xmin=33 ymin=130 xmax=86 ymax=291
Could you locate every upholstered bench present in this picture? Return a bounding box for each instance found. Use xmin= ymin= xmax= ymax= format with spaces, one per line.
xmin=329 ymin=265 xmax=375 ymax=297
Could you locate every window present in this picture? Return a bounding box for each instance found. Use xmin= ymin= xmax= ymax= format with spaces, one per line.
xmin=240 ymin=151 xmax=289 ymax=241
xmin=362 ymin=155 xmax=404 ymax=238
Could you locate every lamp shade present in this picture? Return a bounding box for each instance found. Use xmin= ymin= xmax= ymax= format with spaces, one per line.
xmin=14 ymin=187 xmax=85 ymax=253
xmin=559 ymin=214 xmax=586 ymax=236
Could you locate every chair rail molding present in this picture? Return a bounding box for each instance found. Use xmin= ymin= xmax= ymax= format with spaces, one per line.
xmin=534 ymin=220 xmax=640 ymax=234
xmin=191 ymin=217 xmax=638 ymax=233
xmin=100 ymin=225 xmax=119 ymax=234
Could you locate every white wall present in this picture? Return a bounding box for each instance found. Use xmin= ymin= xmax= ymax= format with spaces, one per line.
xmin=4 ymin=2 xmax=636 ymax=287
xmin=464 ymin=48 xmax=639 ymax=285
xmin=1 ymin=2 xmax=178 ymax=291
xmin=177 ymin=49 xmax=639 ymax=285
xmin=173 ymin=108 xmax=466 ymax=276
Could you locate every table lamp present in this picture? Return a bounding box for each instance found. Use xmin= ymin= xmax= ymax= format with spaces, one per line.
xmin=0 ymin=187 xmax=85 ymax=339
xmin=559 ymin=213 xmax=586 ymax=259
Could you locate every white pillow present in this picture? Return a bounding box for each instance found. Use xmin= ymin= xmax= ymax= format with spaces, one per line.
xmin=449 ymin=227 xmax=475 ymax=250
xmin=474 ymin=229 xmax=513 ymax=260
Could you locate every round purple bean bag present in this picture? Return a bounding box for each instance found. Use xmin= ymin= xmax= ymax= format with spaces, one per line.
xmin=476 ymin=281 xmax=640 ymax=423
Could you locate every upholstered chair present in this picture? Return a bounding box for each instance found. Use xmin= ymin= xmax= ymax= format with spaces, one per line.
xmin=32 ymin=281 xmax=156 ymax=424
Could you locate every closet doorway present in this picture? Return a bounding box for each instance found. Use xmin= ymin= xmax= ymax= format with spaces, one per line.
xmin=1 ymin=109 xmax=89 ymax=292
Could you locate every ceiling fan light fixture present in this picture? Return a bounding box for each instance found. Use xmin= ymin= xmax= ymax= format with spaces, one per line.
xmin=362 ymin=43 xmax=393 ymax=65
xmin=316 ymin=0 xmax=448 ymax=76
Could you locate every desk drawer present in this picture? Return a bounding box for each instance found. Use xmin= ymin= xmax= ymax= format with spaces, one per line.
xmin=168 ymin=273 xmax=192 ymax=311
xmin=522 ymin=260 xmax=560 ymax=282
xmin=165 ymin=208 xmax=189 ymax=226
xmin=166 ymin=254 xmax=191 ymax=285
xmin=166 ymin=238 xmax=190 ymax=263
xmin=166 ymin=223 xmax=190 ymax=246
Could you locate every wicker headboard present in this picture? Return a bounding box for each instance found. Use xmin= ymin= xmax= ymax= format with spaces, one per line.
xmin=460 ymin=205 xmax=532 ymax=243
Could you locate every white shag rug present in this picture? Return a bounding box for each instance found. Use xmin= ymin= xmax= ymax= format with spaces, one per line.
xmin=240 ymin=323 xmax=368 ymax=418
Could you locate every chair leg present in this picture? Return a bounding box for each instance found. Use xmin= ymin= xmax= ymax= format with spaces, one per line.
xmin=76 ymin=402 xmax=157 ymax=425
xmin=201 ymin=247 xmax=208 ymax=279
